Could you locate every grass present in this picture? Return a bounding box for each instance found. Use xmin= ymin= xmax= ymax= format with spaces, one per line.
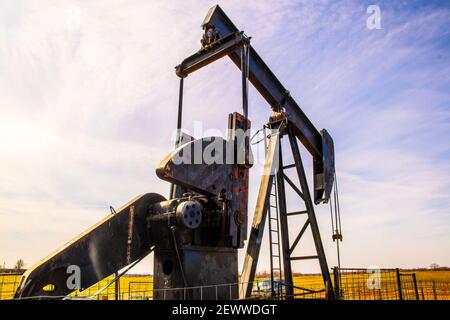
xmin=405 ymin=271 xmax=450 ymax=282
xmin=1 ymin=270 xmax=449 ymax=300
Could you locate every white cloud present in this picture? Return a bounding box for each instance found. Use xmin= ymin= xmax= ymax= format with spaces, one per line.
xmin=0 ymin=0 xmax=449 ymax=275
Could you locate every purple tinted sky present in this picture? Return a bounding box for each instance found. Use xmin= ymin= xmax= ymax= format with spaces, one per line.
xmin=0 ymin=0 xmax=449 ymax=274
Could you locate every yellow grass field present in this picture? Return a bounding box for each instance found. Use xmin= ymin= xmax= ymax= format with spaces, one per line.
xmin=1 ymin=271 xmax=449 ymax=300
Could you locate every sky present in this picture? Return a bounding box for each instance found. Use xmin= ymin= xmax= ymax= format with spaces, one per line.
xmin=0 ymin=0 xmax=449 ymax=275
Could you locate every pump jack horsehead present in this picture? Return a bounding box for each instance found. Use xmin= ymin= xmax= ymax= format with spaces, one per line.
xmin=14 ymin=5 xmax=336 ymax=300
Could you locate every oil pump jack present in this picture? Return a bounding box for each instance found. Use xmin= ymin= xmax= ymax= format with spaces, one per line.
xmin=14 ymin=5 xmax=337 ymax=300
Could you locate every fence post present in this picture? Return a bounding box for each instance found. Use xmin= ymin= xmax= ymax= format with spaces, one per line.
xmin=333 ymin=267 xmax=340 ymax=300
xmin=0 ymin=275 xmax=3 ymax=299
xmin=396 ymin=268 xmax=403 ymax=300
xmin=432 ymin=281 xmax=437 ymax=300
xmin=412 ymin=273 xmax=419 ymax=300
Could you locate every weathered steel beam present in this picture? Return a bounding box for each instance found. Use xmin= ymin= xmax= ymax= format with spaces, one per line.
xmin=177 ymin=6 xmax=322 ymax=157
xmin=14 ymin=193 xmax=165 ymax=298
xmin=176 ymin=5 xmax=335 ymax=204
xmin=288 ymin=219 xmax=310 ymax=255
xmin=200 ymin=5 xmax=323 ymax=156
xmin=286 ymin=123 xmax=335 ymax=298
xmin=276 ymin=139 xmax=295 ymax=299
xmin=240 ymin=124 xmax=281 ymax=299
xmin=176 ymin=32 xmax=249 ymax=78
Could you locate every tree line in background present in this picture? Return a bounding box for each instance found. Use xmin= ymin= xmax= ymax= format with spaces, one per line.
xmin=0 ymin=259 xmax=26 ymax=272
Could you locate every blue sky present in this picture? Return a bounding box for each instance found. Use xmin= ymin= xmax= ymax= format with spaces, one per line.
xmin=0 ymin=0 xmax=449 ymax=274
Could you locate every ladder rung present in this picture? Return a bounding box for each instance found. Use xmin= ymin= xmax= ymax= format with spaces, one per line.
xmin=272 ymin=255 xmax=280 ymax=258
xmin=270 ymin=193 xmax=276 ymax=196
xmin=270 ymin=205 xmax=277 ymax=208
xmin=289 ymin=255 xmax=318 ymax=261
xmin=282 ymin=164 xmax=296 ymax=170
xmin=286 ymin=210 xmax=308 ymax=216
xmin=271 ymin=242 xmax=279 ymax=245
xmin=270 ymin=217 xmax=278 ymax=220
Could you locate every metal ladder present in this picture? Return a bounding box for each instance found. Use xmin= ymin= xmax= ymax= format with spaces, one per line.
xmin=261 ymin=125 xmax=283 ymax=298
xmin=268 ymin=174 xmax=283 ymax=297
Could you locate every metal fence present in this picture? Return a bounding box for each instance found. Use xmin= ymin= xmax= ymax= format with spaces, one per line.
xmin=416 ymin=280 xmax=450 ymax=300
xmin=333 ymin=267 xmax=450 ymax=300
xmin=1 ymin=268 xmax=449 ymax=300
xmin=128 ymin=281 xmax=153 ymax=300
xmin=0 ymin=273 xmax=21 ymax=300
xmin=334 ymin=267 xmax=401 ymax=300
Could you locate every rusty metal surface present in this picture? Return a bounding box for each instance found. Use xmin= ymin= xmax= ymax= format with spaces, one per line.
xmin=156 ymin=136 xmax=236 ymax=198
xmin=176 ymin=32 xmax=249 ymax=78
xmin=148 ymin=195 xmax=239 ymax=299
xmin=157 ymin=112 xmax=251 ymax=248
xmin=171 ymin=131 xmax=195 ymax=199
xmin=227 ymin=112 xmax=251 ymax=247
xmin=318 ymin=129 xmax=335 ymax=204
xmin=154 ymin=246 xmax=238 ymax=300
xmin=177 ymin=5 xmax=335 ymax=204
xmin=15 ymin=193 xmax=165 ymax=298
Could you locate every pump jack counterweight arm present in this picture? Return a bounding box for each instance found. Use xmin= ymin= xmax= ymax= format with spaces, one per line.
xmin=176 ymin=5 xmax=335 ymax=204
